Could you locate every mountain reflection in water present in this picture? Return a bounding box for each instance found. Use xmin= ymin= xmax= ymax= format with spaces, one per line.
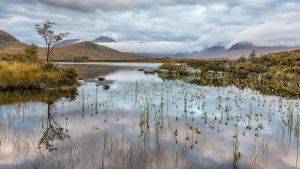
xmin=0 ymin=62 xmax=299 ymax=169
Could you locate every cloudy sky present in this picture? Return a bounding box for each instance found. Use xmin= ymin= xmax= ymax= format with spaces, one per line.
xmin=0 ymin=0 xmax=300 ymax=53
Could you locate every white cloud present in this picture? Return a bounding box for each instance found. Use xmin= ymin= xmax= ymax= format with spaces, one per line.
xmin=231 ymin=7 xmax=300 ymax=46
xmin=96 ymin=41 xmax=202 ymax=54
xmin=0 ymin=0 xmax=299 ymax=53
xmin=240 ymin=0 xmax=275 ymax=6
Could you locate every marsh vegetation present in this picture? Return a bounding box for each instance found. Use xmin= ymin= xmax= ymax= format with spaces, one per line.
xmin=0 ymin=21 xmax=78 ymax=92
xmin=0 ymin=61 xmax=77 ymax=91
xmin=159 ymin=50 xmax=300 ymax=99
xmin=0 ymin=43 xmax=77 ymax=91
xmin=0 ymin=62 xmax=299 ymax=169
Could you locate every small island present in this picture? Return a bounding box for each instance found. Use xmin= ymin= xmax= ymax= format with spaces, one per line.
xmin=0 ymin=22 xmax=78 ymax=92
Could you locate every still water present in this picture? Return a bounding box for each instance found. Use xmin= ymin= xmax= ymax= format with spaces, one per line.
xmin=0 ymin=63 xmax=299 ymax=169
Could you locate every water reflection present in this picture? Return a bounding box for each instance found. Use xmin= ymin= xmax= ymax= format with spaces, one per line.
xmin=38 ymin=103 xmax=70 ymax=151
xmin=0 ymin=89 xmax=77 ymax=105
xmin=0 ymin=63 xmax=299 ymax=169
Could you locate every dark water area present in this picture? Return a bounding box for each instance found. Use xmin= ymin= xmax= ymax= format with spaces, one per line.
xmin=0 ymin=62 xmax=299 ymax=169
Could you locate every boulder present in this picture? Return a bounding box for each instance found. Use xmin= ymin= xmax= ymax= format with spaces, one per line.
xmin=98 ymin=77 xmax=105 ymax=81
xmin=144 ymin=69 xmax=156 ymax=74
xmin=103 ymin=85 xmax=110 ymax=90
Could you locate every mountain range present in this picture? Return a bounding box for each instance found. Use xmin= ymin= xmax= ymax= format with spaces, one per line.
xmin=0 ymin=30 xmax=148 ymax=61
xmin=136 ymin=52 xmax=188 ymax=58
xmin=48 ymin=34 xmax=300 ymax=59
xmin=1 ymin=30 xmax=299 ymax=60
xmin=122 ymin=42 xmax=299 ymax=59
xmin=93 ymin=36 xmax=116 ymax=43
xmin=57 ymin=36 xmax=116 ymax=46
xmin=57 ymin=39 xmax=82 ymax=46
xmin=137 ymin=42 xmax=300 ymax=59
xmin=187 ymin=42 xmax=300 ymax=59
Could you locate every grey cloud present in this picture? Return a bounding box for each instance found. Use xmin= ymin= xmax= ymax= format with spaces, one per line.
xmin=0 ymin=0 xmax=299 ymax=53
xmin=230 ymin=10 xmax=300 ymax=47
xmin=3 ymin=0 xmax=279 ymax=12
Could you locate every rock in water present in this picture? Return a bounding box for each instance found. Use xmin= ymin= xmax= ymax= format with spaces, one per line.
xmin=98 ymin=77 xmax=105 ymax=81
xmin=103 ymin=85 xmax=110 ymax=90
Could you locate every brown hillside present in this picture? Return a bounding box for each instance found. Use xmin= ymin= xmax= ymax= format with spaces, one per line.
xmin=0 ymin=30 xmax=147 ymax=61
xmin=0 ymin=30 xmax=27 ymax=54
xmin=0 ymin=30 xmax=19 ymax=43
xmin=45 ymin=41 xmax=145 ymax=61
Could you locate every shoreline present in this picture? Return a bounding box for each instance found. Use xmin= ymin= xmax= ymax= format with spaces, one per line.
xmin=157 ymin=50 xmax=300 ymax=99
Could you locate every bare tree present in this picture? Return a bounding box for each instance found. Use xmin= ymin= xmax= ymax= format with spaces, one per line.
xmin=35 ymin=21 xmax=69 ymax=64
xmin=249 ymin=49 xmax=256 ymax=60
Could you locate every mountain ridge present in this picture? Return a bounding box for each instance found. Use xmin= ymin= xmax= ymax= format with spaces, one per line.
xmin=187 ymin=42 xmax=300 ymax=59
xmin=0 ymin=30 xmax=19 ymax=43
xmin=0 ymin=30 xmax=146 ymax=61
xmin=1 ymin=30 xmax=299 ymax=60
xmin=93 ymin=36 xmax=116 ymax=43
xmin=57 ymin=39 xmax=81 ymax=46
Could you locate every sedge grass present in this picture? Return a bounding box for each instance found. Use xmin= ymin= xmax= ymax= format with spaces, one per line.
xmin=0 ymin=61 xmax=77 ymax=90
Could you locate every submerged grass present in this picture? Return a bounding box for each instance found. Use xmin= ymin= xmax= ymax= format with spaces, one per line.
xmin=0 ymin=61 xmax=77 ymax=91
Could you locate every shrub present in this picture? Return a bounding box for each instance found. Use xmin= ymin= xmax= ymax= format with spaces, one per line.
xmin=237 ymin=56 xmax=246 ymax=63
xmin=73 ymin=56 xmax=89 ymax=62
xmin=41 ymin=63 xmax=60 ymax=71
xmin=186 ymin=60 xmax=226 ymax=72
xmin=59 ymin=68 xmax=77 ymax=85
xmin=24 ymin=44 xmax=38 ymax=61
xmin=159 ymin=59 xmax=180 ymax=71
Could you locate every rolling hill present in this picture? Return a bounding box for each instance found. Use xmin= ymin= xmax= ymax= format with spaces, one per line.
xmin=0 ymin=30 xmax=147 ymax=61
xmin=0 ymin=30 xmax=27 ymax=54
xmin=51 ymin=41 xmax=144 ymax=61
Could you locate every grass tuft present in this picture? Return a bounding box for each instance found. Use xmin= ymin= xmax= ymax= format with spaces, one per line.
xmin=0 ymin=61 xmax=77 ymax=90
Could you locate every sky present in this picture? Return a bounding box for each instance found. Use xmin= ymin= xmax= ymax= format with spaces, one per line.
xmin=0 ymin=0 xmax=300 ymax=54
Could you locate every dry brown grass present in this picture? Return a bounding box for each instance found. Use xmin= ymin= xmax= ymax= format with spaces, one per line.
xmin=0 ymin=61 xmax=77 ymax=90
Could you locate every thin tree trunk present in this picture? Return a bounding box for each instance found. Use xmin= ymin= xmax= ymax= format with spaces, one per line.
xmin=46 ymin=45 xmax=50 ymax=64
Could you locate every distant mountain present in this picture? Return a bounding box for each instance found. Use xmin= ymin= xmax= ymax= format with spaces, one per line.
xmin=93 ymin=36 xmax=116 ymax=43
xmin=1 ymin=30 xmax=299 ymax=61
xmin=187 ymin=42 xmax=300 ymax=59
xmin=228 ymin=42 xmax=253 ymax=50
xmin=137 ymin=52 xmax=188 ymax=58
xmin=0 ymin=30 xmax=147 ymax=61
xmin=58 ymin=36 xmax=117 ymax=45
xmin=52 ymin=41 xmax=144 ymax=61
xmin=117 ymin=41 xmax=300 ymax=59
xmin=0 ymin=30 xmax=27 ymax=54
xmin=57 ymin=39 xmax=81 ymax=46
xmin=189 ymin=45 xmax=226 ymax=58
xmin=0 ymin=30 xmax=19 ymax=43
